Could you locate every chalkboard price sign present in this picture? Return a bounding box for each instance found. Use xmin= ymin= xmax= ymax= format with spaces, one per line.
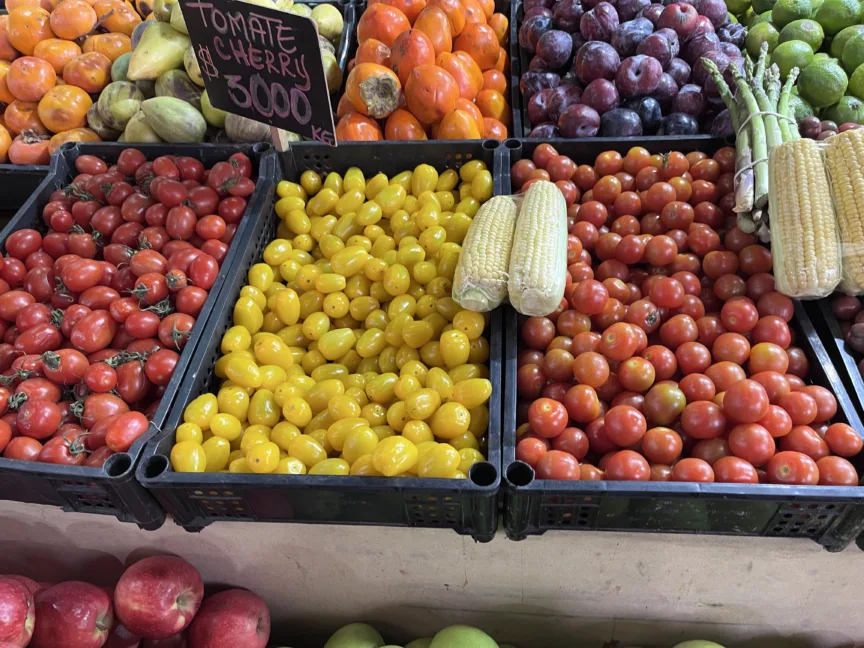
xmin=180 ymin=0 xmax=336 ymax=145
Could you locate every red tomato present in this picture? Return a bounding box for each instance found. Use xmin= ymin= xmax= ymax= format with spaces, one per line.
xmin=605 ymin=450 xmax=650 ymax=480
xmin=15 ymin=377 xmax=61 ymax=403
xmin=71 ymin=311 xmax=117 ymax=354
xmin=728 ymin=423 xmax=776 ymax=467
xmin=824 ymin=422 xmax=864 ymax=457
xmin=766 ymin=451 xmax=819 ymax=485
xmin=189 ymin=254 xmax=219 ymax=290
xmin=144 ymin=349 xmax=180 ymax=386
xmin=42 ymin=349 xmax=89 ymax=385
xmin=84 ymin=445 xmax=114 ymax=467
xmin=671 ymin=457 xmax=714 ymax=482
xmin=6 ymin=229 xmax=42 ymax=260
xmin=166 ymin=206 xmax=198 ymax=240
xmin=0 ymin=291 xmax=35 ymax=322
xmin=14 ymin=324 xmax=62 ymax=355
xmin=528 ymin=398 xmax=569 ymax=438
xmin=603 ymin=405 xmax=646 ymax=446
xmin=105 ymin=411 xmax=150 ymax=453
xmin=116 ymin=360 xmax=150 ymax=403
xmin=535 ymin=450 xmax=581 ymax=480
xmin=125 ymin=311 xmax=162 ymax=339
xmin=713 ymin=456 xmax=758 ymax=483
xmin=158 ymin=313 xmax=195 ymax=351
xmin=129 ymin=250 xmax=168 ymax=277
xmin=84 ymin=362 xmax=118 ymax=393
xmin=38 ymin=433 xmax=88 ymax=465
xmin=81 ymin=393 xmax=129 ymax=430
xmin=16 ymin=399 xmax=62 ymax=440
xmin=723 ymin=379 xmax=770 ymax=423
xmin=3 ymin=436 xmax=42 ymax=461
xmin=816 ymin=456 xmax=859 ymax=486
xmin=200 ymin=240 xmax=229 ymax=265
xmin=132 ymin=273 xmax=169 ymax=306
xmin=218 ymin=196 xmax=247 ymax=223
xmin=109 ymin=297 xmax=140 ymax=324
xmin=79 ymin=286 xmax=121 ymax=311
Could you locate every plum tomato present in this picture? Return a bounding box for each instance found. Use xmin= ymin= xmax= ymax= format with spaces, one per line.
xmin=816 ymin=456 xmax=859 ymax=486
xmin=671 ymin=457 xmax=714 ymax=482
xmin=535 ymin=450 xmax=581 ymax=480
xmin=766 ymin=451 xmax=819 ymax=485
xmin=604 ymin=450 xmax=650 ymax=481
xmin=105 ymin=411 xmax=150 ymax=453
xmin=713 ymin=456 xmax=758 ymax=484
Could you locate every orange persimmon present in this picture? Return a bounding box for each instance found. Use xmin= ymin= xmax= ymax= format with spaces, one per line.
xmin=437 ymin=51 xmax=481 ymax=100
xmin=335 ymin=112 xmax=383 ymax=141
xmin=7 ymin=7 xmax=54 ymax=56
xmin=379 ymin=0 xmax=427 ymax=23
xmin=438 ymin=109 xmax=481 ymax=139
xmin=483 ymin=117 xmax=507 ymax=140
xmin=62 ymin=52 xmax=111 ymax=93
xmin=5 ymin=0 xmax=42 ymax=10
xmin=0 ymin=72 xmax=15 ymax=105
xmin=355 ymin=38 xmax=391 ymax=67
xmin=357 ymin=4 xmax=410 ymax=49
xmin=489 ymin=13 xmax=508 ymax=44
xmin=474 ymin=88 xmax=509 ymax=125
xmin=495 ymin=46 xmax=508 ymax=73
xmin=4 ymin=100 xmax=48 ymax=135
xmin=336 ymin=93 xmax=354 ymax=118
xmin=384 ymin=108 xmax=428 ymax=140
xmin=82 ymin=33 xmax=131 ymax=62
xmin=0 ymin=25 xmax=20 ymax=62
xmin=454 ymin=23 xmax=499 ymax=70
xmin=460 ymin=0 xmax=487 ymax=25
xmin=481 ymin=68 xmax=506 ymax=93
xmin=93 ymin=0 xmax=141 ymax=36
xmin=391 ymin=29 xmax=436 ymax=85
xmin=8 ymin=129 xmax=50 ymax=164
xmin=428 ymin=0 xmax=466 ymax=35
xmin=345 ymin=63 xmax=402 ymax=119
xmin=477 ymin=0 xmax=494 ymax=19
xmin=6 ymin=56 xmax=56 ymax=102
xmin=49 ymin=0 xmax=97 ymax=39
xmin=0 ymin=124 xmax=11 ymax=163
xmin=404 ymin=64 xmax=459 ymax=124
xmin=48 ymin=127 xmax=99 ymax=154
xmin=34 ymin=39 xmax=82 ymax=75
xmin=455 ymin=97 xmax=484 ymax=134
xmin=413 ymin=6 xmax=452 ymax=57
xmin=38 ymin=84 xmax=91 ymax=133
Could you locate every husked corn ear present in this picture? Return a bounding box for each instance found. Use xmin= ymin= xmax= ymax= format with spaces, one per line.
xmin=508 ymin=180 xmax=567 ymax=316
xmin=768 ymin=139 xmax=841 ymax=298
xmin=825 ymin=128 xmax=864 ymax=295
xmin=452 ymin=195 xmax=518 ymax=312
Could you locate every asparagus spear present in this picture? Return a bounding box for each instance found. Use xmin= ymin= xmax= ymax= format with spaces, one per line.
xmin=778 ymin=67 xmax=801 ymax=142
xmin=730 ymin=61 xmax=769 ymax=208
xmin=754 ymin=61 xmax=783 ymax=152
xmin=702 ymin=58 xmax=754 ymax=214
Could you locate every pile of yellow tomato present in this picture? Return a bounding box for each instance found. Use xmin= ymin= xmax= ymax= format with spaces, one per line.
xmin=169 ymin=161 xmax=496 ymax=479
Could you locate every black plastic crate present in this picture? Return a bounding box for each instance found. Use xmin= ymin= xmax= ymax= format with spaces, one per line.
xmin=0 ymin=164 xmax=50 ymax=223
xmin=0 ymin=141 xmax=278 ymax=529
xmin=138 ymin=140 xmax=504 ymax=542
xmin=501 ymin=139 xmax=864 ymax=551
xmin=510 ymin=0 xmax=727 ymax=144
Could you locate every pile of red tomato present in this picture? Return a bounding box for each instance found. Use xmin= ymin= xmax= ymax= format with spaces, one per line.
xmin=513 ymin=145 xmax=864 ymax=486
xmin=0 ymin=148 xmax=258 ymax=468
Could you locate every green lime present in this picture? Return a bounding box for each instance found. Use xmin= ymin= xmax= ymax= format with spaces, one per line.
xmin=773 ymin=40 xmax=817 ymax=77
xmin=831 ymin=24 xmax=864 ymax=57
xmin=811 ymin=0 xmax=825 ymax=13
xmin=823 ymin=95 xmax=864 ymax=122
xmin=842 ymin=32 xmax=864 ymax=71
xmin=753 ymin=9 xmax=776 ymax=23
xmin=742 ymin=7 xmax=759 ymax=24
xmin=746 ymin=21 xmax=781 ymax=56
xmin=726 ymin=0 xmax=752 ymax=15
xmin=789 ymin=93 xmax=816 ymax=119
xmin=752 ymin=0 xmax=777 ymax=14
xmin=798 ymin=59 xmax=849 ymax=106
xmin=814 ymin=0 xmax=862 ymax=35
xmin=773 ymin=0 xmax=813 ymax=26
xmin=728 ymin=11 xmax=739 ymax=21
xmin=849 ymin=62 xmax=864 ymax=97
xmin=779 ymin=18 xmax=825 ymax=49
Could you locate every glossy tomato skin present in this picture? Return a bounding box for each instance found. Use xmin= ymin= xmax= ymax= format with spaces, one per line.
xmin=175 ymin=287 xmax=208 ymax=317
xmin=38 ymin=434 xmax=87 ymax=465
xmin=70 ymin=310 xmax=117 ymax=353
xmin=766 ymin=451 xmax=820 ymax=485
xmin=16 ymin=378 xmax=61 ymax=403
xmin=535 ymin=450 xmax=581 ymax=479
xmin=144 ymin=349 xmax=179 ymax=386
xmin=105 ymin=411 xmax=150 ymax=453
xmin=81 ymin=393 xmax=130 ymax=430
xmin=16 ymin=399 xmax=62 ymax=440
xmin=0 ymin=291 xmax=35 ymax=322
xmin=3 ymin=436 xmax=42 ymax=461
xmin=41 ymin=349 xmax=89 ymax=385
xmin=116 ymin=360 xmax=151 ymax=404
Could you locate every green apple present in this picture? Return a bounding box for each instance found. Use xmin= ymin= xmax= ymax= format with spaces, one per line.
xmin=429 ymin=626 xmax=498 ymax=648
xmin=325 ymin=623 xmax=385 ymax=648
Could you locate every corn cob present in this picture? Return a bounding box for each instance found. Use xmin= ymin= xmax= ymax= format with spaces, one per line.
xmin=768 ymin=139 xmax=841 ymax=298
xmin=507 ymin=180 xmax=567 ymax=316
xmin=825 ymin=128 xmax=864 ymax=294
xmin=452 ymin=195 xmax=518 ymax=312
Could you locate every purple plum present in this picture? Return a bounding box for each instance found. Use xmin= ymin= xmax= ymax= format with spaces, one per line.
xmin=520 ymin=70 xmax=561 ymax=98
xmin=691 ymin=15 xmax=715 ymax=36
xmin=580 ymin=2 xmax=620 ymax=41
xmin=529 ymin=123 xmax=562 ymax=138
xmin=615 ymin=54 xmax=663 ymax=97
xmin=691 ymin=49 xmax=728 ymax=88
xmin=654 ymin=27 xmax=680 ymax=56
xmin=623 ymin=96 xmax=662 ymax=132
xmin=657 ymin=112 xmax=699 ymax=134
xmin=637 ymin=33 xmax=674 ymax=68
xmin=693 ymin=0 xmax=728 ymax=27
xmin=683 ymin=31 xmax=720 ymax=65
xmin=719 ymin=42 xmax=740 ymax=58
xmin=581 ymin=78 xmax=620 ymax=113
xmin=583 ymin=0 xmax=616 ymax=9
xmin=520 ymin=15 xmax=556 ymax=52
xmin=599 ymin=108 xmax=644 ymax=135
xmin=611 ymin=18 xmax=655 ymax=56
xmin=537 ymin=30 xmax=574 ymax=68
xmin=560 ymin=70 xmax=583 ymax=86
xmin=528 ymin=88 xmax=554 ymax=125
xmin=558 ymin=103 xmax=601 ymax=137
xmin=571 ymin=32 xmax=589 ymax=51
xmin=717 ymin=22 xmax=745 ymax=48
xmin=666 ymin=57 xmax=691 ymax=85
xmin=525 ymin=6 xmax=554 ymax=19
xmin=652 ymin=72 xmax=678 ymax=109
xmin=616 ymin=0 xmax=651 ymax=21
xmin=637 ymin=3 xmax=665 ymax=24
xmin=573 ymin=41 xmax=620 ymax=83
xmin=672 ymin=84 xmax=705 ymax=115
xmin=529 ymin=55 xmax=551 ymax=70
xmin=553 ymin=0 xmax=585 ymax=32
xmin=525 ymin=0 xmax=555 ymax=10
xmin=657 ymin=3 xmax=699 ymax=39
xmin=710 ymin=109 xmax=734 ymax=137
xmin=548 ymin=84 xmax=584 ymax=122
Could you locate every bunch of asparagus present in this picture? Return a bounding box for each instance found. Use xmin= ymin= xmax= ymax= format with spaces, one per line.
xmin=703 ymin=41 xmax=800 ymax=238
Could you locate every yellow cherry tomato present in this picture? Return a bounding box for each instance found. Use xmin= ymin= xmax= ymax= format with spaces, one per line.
xmin=417 ymin=442 xmax=460 ymax=478
xmin=318 ymin=328 xmax=356 ymax=361
xmin=452 ymin=378 xmax=493 ymax=409
xmin=248 ymin=264 xmax=274 ymax=292
xmin=175 ymin=422 xmax=203 ymax=444
xmin=426 ymin=367 xmax=454 ymax=401
xmin=229 ymin=457 xmax=253 ymax=473
xmin=225 ymin=354 xmax=262 ymax=389
xmin=350 ymin=454 xmax=382 ymax=476
xmin=210 ymin=413 xmax=242 ymax=441
xmin=366 ymin=372 xmax=398 ymax=405
xmin=259 ymin=365 xmax=288 ymax=391
xmin=383 ymin=264 xmax=410 ymax=296
xmin=309 ymin=458 xmax=350 ymax=475
xmin=405 ymin=388 xmax=441 ymax=421
xmin=430 ymin=402 xmax=471 ymax=439
xmin=171 ymin=441 xmax=207 ymax=472
xmin=221 ymin=326 xmax=252 ymax=354
xmin=361 ymin=402 xmax=388 ymax=427
xmin=253 ymin=336 xmax=294 ymax=371
xmin=271 ymin=421 xmax=301 ymax=451
xmin=301 ymin=312 xmax=331 ymax=341
xmin=372 ymin=436 xmax=418 ymax=476
xmin=201 ymin=436 xmax=231 ymax=472
xmin=283 ymin=397 xmax=313 ymax=427
xmin=393 ymin=374 xmax=421 ymax=401
xmin=402 ymin=419 xmax=434 ymax=445
xmin=277 ymin=180 xmax=306 ymax=200
xmin=240 ymin=429 xmax=270 ymax=455
xmin=342 ymin=426 xmax=379 ymax=464
xmin=458 ymin=448 xmax=485 ymax=474
xmin=307 ymin=188 xmax=339 ymax=217
xmin=275 ymin=457 xmax=307 ymax=474
xmin=247 ymin=441 xmax=280 ymax=473
xmin=386 ymin=400 xmax=408 ymax=432
xmin=233 ymin=297 xmax=264 ymax=334
xmin=274 ymin=289 xmax=301 ymax=326
xmin=288 ymin=434 xmax=327 ymax=467
xmin=400 ymin=360 xmax=428 ymax=385
xmin=326 ymin=417 xmax=368 ymax=451
xmin=452 ymin=310 xmax=486 ymax=340
xmin=328 ymin=394 xmax=362 ymax=420
xmin=440 ymin=330 xmax=471 ymax=368
xmin=184 ymin=394 xmax=218 ymax=430
xmin=468 ymin=405 xmax=490 ymax=437
xmin=248 ymin=389 xmax=280 ymax=427
xmin=449 ymin=431 xmax=480 ymax=451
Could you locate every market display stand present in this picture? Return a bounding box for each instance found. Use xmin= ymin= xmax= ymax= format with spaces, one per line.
xmin=0 ymin=498 xmax=860 ymax=648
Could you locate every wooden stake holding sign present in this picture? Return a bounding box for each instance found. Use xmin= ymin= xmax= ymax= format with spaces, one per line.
xmin=179 ymin=0 xmax=337 ymax=148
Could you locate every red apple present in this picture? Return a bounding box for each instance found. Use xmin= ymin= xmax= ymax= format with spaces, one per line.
xmin=3 ymin=576 xmax=38 ymax=597
xmin=188 ymin=590 xmax=270 ymax=648
xmin=142 ymin=633 xmax=187 ymax=648
xmin=31 ymin=582 xmax=113 ymax=648
xmin=114 ymin=556 xmax=203 ymax=640
xmin=0 ymin=576 xmax=34 ymax=646
xmin=104 ymin=622 xmax=141 ymax=648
